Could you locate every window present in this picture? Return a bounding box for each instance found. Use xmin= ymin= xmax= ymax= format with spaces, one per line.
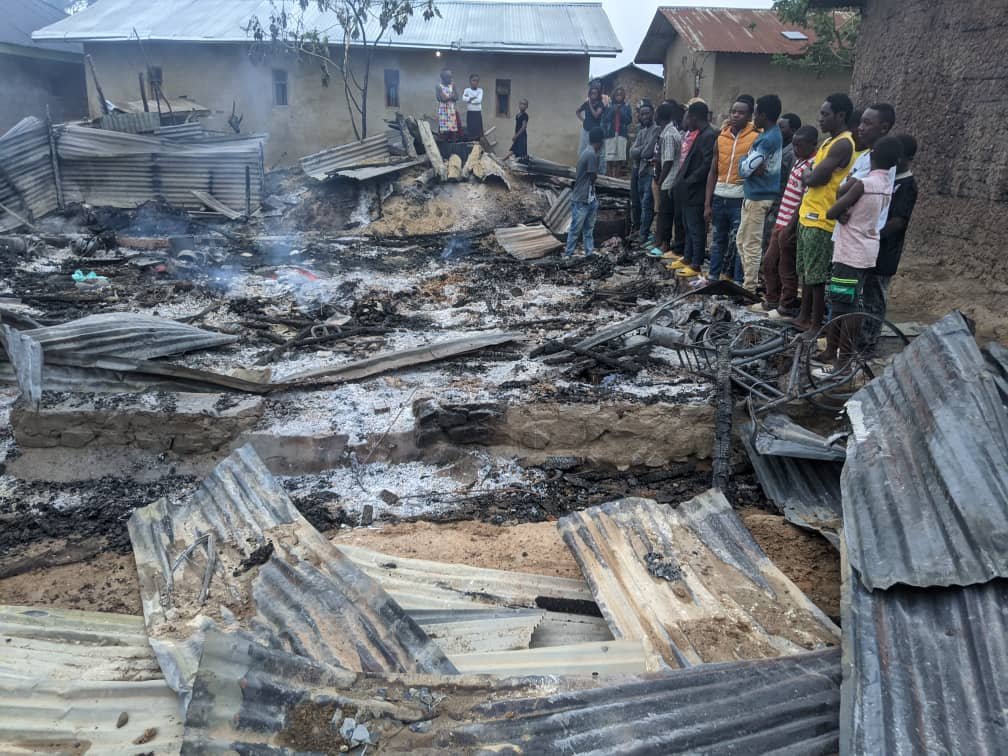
xmin=781 ymin=30 xmax=809 ymax=41
xmin=147 ymin=66 xmax=163 ymax=99
xmin=384 ymin=68 xmax=400 ymax=108
xmin=495 ymin=78 xmax=511 ymax=117
xmin=273 ymin=69 xmax=288 ymax=107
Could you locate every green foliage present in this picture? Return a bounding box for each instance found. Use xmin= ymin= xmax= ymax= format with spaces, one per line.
xmin=246 ymin=0 xmax=439 ymax=138
xmin=771 ymin=0 xmax=859 ymax=74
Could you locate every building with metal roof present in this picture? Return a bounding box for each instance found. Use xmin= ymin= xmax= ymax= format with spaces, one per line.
xmin=635 ymin=6 xmax=851 ymax=128
xmin=31 ymin=0 xmax=620 ymax=166
xmin=1 ymin=0 xmax=87 ymax=133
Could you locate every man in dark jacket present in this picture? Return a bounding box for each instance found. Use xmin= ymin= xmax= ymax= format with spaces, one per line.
xmin=668 ymin=101 xmax=716 ymax=275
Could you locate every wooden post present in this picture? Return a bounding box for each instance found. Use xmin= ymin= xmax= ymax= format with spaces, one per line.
xmin=416 ymin=119 xmax=446 ymax=181
xmin=45 ymin=107 xmax=64 ymax=210
xmin=138 ymin=72 xmax=149 ymax=112
xmin=86 ymin=54 xmax=110 ymax=116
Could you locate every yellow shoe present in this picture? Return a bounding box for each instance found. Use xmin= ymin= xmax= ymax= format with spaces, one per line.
xmin=666 ymin=259 xmax=687 ymax=270
xmin=676 ymin=266 xmax=700 ymax=278
xmin=720 ymin=274 xmax=734 ymax=282
xmin=661 ymin=251 xmax=682 ymax=261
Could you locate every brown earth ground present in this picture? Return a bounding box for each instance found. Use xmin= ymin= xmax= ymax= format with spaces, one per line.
xmin=891 ymin=259 xmax=1008 ymax=343
xmin=0 ymin=511 xmax=840 ymax=621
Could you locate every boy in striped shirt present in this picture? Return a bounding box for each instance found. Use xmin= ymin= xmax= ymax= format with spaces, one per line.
xmin=751 ymin=125 xmax=819 ymax=318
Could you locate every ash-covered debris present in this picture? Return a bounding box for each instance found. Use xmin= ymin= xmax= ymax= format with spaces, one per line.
xmin=644 ymin=552 xmax=683 ymax=582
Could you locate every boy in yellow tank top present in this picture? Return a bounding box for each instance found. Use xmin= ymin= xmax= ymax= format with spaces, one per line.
xmin=792 ymin=93 xmax=856 ymax=334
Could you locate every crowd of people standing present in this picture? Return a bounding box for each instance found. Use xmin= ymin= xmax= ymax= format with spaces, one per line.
xmin=565 ymin=83 xmax=919 ymax=373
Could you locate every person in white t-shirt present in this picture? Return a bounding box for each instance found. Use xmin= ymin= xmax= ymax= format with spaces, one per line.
xmin=462 ymin=74 xmax=484 ymax=140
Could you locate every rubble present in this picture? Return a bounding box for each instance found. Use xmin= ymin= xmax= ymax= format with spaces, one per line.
xmin=1 ymin=96 xmax=1003 ymax=756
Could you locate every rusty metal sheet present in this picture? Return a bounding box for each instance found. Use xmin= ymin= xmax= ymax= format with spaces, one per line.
xmin=494 ymin=223 xmax=562 ymax=260
xmin=558 ymin=491 xmax=840 ymax=669
xmin=128 ymin=444 xmax=456 ymax=705
xmin=843 ymin=312 xmax=1008 ymax=590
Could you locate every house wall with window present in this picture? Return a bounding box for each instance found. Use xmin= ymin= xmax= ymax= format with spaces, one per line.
xmin=82 ymin=41 xmax=591 ymax=166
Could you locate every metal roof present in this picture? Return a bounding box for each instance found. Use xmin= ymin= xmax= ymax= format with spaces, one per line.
xmin=635 ymin=7 xmax=824 ymax=63
xmin=0 ymin=605 xmax=184 ymax=754
xmin=742 ymin=424 xmax=842 ymax=548
xmin=1 ymin=0 xmax=82 ymax=56
xmin=300 ymin=134 xmax=392 ymax=180
xmin=182 ymin=625 xmax=840 ymax=753
xmin=842 ymin=312 xmax=1008 ymax=590
xmin=841 ymin=560 xmax=1008 ymax=755
xmin=557 ymin=491 xmax=840 ymax=670
xmin=33 ymin=0 xmax=621 ymax=55
xmin=0 ymin=117 xmax=59 ymax=233
xmin=494 ymin=223 xmax=563 ymax=260
xmin=128 ymin=444 xmax=457 ymax=705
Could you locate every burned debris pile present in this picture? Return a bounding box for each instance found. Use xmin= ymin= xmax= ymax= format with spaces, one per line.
xmin=0 ymin=110 xmax=1005 ymax=754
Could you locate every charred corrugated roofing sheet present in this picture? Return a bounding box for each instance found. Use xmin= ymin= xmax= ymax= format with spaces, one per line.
xmin=843 ymin=312 xmax=1008 ymax=590
xmin=558 ymin=491 xmax=839 ymax=669
xmin=182 ymin=626 xmax=840 ymax=753
xmin=841 ymin=565 xmax=1008 ymax=754
xmin=0 ymin=117 xmax=58 ymax=233
xmin=34 ymin=0 xmax=621 ymax=55
xmin=742 ymin=424 xmax=842 ymax=547
xmin=129 ymin=444 xmax=456 ymax=703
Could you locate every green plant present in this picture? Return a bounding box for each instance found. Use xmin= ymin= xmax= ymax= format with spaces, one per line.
xmin=772 ymin=0 xmax=859 ymax=74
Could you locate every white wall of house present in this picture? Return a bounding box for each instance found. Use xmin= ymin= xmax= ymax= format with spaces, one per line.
xmin=83 ymin=41 xmax=593 ymax=167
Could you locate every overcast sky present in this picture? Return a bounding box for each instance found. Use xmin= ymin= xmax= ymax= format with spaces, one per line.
xmin=590 ymin=0 xmax=774 ymax=76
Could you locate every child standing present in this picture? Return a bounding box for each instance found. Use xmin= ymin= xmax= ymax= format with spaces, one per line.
xmin=565 ymin=127 xmax=604 ymax=257
xmin=435 ymin=69 xmax=459 ymax=139
xmin=751 ymin=125 xmax=819 ymax=318
xmin=462 ymin=74 xmax=484 ymax=140
xmin=814 ymin=135 xmax=903 ymax=375
xmin=507 ymin=99 xmax=529 ymax=160
xmin=860 ymin=133 xmax=918 ymax=352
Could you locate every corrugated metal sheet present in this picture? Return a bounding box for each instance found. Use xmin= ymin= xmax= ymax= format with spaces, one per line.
xmin=513 ymin=155 xmax=631 ymax=193
xmin=984 ymin=341 xmax=1008 ymax=398
xmin=3 ymin=0 xmax=82 ymax=54
xmin=99 ymin=111 xmax=161 ymax=134
xmin=337 ymin=544 xmax=594 ymax=612
xmin=0 ymin=605 xmax=160 ymax=682
xmin=157 ymin=122 xmax=206 ymax=141
xmin=0 ymin=117 xmax=58 ymax=232
xmin=0 ymin=605 xmax=184 ymax=754
xmin=660 ymin=8 xmax=824 ymax=55
xmin=128 ymin=444 xmax=456 ymax=703
xmin=543 ymin=187 xmax=572 ymax=235
xmin=0 ymin=324 xmax=42 ymax=406
xmin=840 ymin=557 xmax=1008 ymax=755
xmin=17 ymin=313 xmax=238 ymax=360
xmin=182 ymin=625 xmax=839 ymax=753
xmin=754 ymin=413 xmax=847 ymax=461
xmin=34 ymin=0 xmax=621 ymax=55
xmin=411 ymin=608 xmax=545 ymax=655
xmin=742 ymin=424 xmax=842 ymax=547
xmin=301 ymin=134 xmax=392 ymax=180
xmin=558 ymin=491 xmax=839 ymax=669
xmin=452 ymin=648 xmax=842 ymax=754
xmin=842 ymin=312 xmax=1008 ymax=590
xmin=494 ymin=223 xmax=563 ymax=260
xmin=334 ymin=156 xmax=429 ymax=181
xmin=55 ymin=124 xmax=265 ymax=212
xmin=452 ymin=639 xmax=649 ymax=677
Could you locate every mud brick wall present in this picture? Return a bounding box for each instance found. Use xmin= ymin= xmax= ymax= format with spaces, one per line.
xmin=12 ymin=393 xmax=264 ymax=454
xmin=850 ymin=0 xmax=1008 ymax=287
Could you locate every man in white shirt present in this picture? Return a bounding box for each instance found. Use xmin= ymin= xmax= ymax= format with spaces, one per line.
xmin=462 ymin=74 xmax=484 ymax=140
